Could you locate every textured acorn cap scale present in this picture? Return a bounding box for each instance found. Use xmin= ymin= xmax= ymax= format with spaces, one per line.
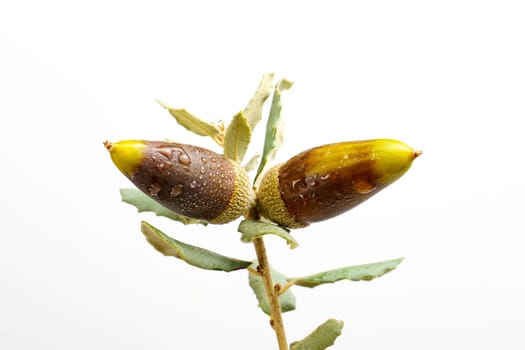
xmin=256 ymin=139 xmax=421 ymax=228
xmin=105 ymin=140 xmax=255 ymax=224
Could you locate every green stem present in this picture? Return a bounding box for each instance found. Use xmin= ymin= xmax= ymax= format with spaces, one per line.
xmin=253 ymin=237 xmax=288 ymax=350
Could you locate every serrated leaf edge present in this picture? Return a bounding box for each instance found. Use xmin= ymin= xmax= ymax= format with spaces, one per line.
xmin=140 ymin=221 xmax=251 ymax=272
xmin=289 ymin=258 xmax=404 ymax=288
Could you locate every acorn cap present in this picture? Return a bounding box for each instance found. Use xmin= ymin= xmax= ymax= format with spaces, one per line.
xmin=256 ymin=164 xmax=308 ymax=228
xmin=256 ymin=139 xmax=421 ymax=228
xmin=105 ymin=140 xmax=255 ymax=224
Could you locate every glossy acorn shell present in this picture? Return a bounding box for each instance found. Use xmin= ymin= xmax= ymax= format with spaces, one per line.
xmin=106 ymin=140 xmax=255 ymax=224
xmin=256 ymin=139 xmax=420 ymax=228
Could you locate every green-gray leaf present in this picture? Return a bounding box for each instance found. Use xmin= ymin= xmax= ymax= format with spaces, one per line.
xmin=248 ymin=261 xmax=296 ymax=315
xmin=157 ymin=100 xmax=224 ymax=146
xmin=244 ymin=73 xmax=275 ymax=130
xmin=238 ymin=220 xmax=298 ymax=249
xmin=140 ymin=221 xmax=251 ymax=272
xmin=290 ymin=258 xmax=404 ymax=288
xmin=223 ymin=111 xmax=252 ymax=163
xmin=290 ymin=319 xmax=344 ymax=350
xmin=254 ymin=78 xmax=293 ymax=184
xmin=120 ymin=188 xmax=208 ymax=225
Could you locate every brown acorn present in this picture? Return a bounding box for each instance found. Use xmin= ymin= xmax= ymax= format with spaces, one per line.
xmin=105 ymin=140 xmax=255 ymax=224
xmin=256 ymin=139 xmax=421 ymax=228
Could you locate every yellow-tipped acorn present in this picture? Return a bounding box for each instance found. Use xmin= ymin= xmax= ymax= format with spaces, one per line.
xmin=256 ymin=139 xmax=421 ymax=228
xmin=105 ymin=140 xmax=255 ymax=224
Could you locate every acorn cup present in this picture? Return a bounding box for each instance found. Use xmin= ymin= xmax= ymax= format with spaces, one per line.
xmin=104 ymin=140 xmax=256 ymax=224
xmin=256 ymin=139 xmax=421 ymax=228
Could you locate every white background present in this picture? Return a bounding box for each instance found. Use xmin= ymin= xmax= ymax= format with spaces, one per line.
xmin=1 ymin=1 xmax=524 ymax=349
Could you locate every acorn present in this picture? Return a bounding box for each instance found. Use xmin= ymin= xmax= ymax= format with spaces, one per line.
xmin=105 ymin=140 xmax=256 ymax=224
xmin=256 ymin=139 xmax=421 ymax=228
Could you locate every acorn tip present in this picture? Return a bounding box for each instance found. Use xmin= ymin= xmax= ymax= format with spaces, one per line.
xmin=103 ymin=140 xmax=113 ymax=151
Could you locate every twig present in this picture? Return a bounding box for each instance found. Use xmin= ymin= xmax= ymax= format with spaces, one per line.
xmin=253 ymin=237 xmax=288 ymax=350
